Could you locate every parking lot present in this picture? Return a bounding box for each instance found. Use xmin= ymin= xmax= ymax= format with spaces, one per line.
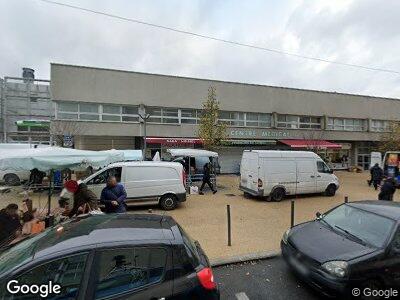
xmin=0 ymin=171 xmax=397 ymax=261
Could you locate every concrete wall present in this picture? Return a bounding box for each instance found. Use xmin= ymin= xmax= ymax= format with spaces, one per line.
xmin=51 ymin=63 xmax=400 ymax=120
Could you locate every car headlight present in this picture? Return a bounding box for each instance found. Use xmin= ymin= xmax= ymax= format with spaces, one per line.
xmin=322 ymin=261 xmax=348 ymax=278
xmin=282 ymin=229 xmax=291 ymax=244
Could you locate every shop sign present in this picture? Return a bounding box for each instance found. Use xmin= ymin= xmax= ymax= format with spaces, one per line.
xmin=229 ymin=129 xmax=292 ymax=139
xmin=223 ymin=139 xmax=277 ymax=146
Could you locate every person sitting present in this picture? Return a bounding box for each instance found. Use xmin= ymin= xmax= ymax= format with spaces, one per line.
xmin=100 ymin=176 xmax=127 ymax=213
xmin=0 ymin=204 xmax=22 ymax=246
xmin=64 ymin=180 xmax=99 ymax=217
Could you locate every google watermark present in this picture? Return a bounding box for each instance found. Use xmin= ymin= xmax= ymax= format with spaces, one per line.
xmin=352 ymin=287 xmax=398 ymax=299
xmin=6 ymin=280 xmax=61 ymax=298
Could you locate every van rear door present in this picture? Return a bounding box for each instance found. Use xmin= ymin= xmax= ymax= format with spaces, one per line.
xmin=240 ymin=151 xmax=259 ymax=192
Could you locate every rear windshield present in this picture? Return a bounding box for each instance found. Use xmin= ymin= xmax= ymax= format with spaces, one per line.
xmin=178 ymin=225 xmax=201 ymax=267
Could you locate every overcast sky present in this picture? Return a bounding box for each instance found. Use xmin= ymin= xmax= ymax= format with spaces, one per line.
xmin=1 ymin=0 xmax=400 ymax=98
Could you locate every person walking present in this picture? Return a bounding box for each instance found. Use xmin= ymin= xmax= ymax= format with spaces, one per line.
xmin=370 ymin=163 xmax=384 ymax=190
xmin=378 ymin=178 xmax=397 ymax=201
xmin=101 ymin=176 xmax=127 ymax=213
xmin=64 ymin=180 xmax=99 ymax=217
xmin=0 ymin=204 xmax=22 ymax=246
xmin=199 ymin=163 xmax=217 ymax=195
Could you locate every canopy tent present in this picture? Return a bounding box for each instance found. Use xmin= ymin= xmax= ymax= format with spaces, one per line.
xmin=0 ymin=147 xmax=124 ymax=172
xmin=167 ymin=148 xmax=218 ymax=158
xmin=101 ymin=149 xmax=142 ymax=162
xmin=279 ymin=139 xmax=342 ymax=150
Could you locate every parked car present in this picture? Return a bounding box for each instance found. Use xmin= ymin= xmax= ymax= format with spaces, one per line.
xmin=281 ymin=201 xmax=400 ymax=298
xmin=0 ymin=170 xmax=30 ymax=186
xmin=0 ymin=214 xmax=220 ymax=299
xmin=83 ymin=161 xmax=187 ymax=210
xmin=239 ymin=150 xmax=339 ymax=201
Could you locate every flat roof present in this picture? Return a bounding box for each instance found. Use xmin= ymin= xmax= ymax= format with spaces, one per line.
xmin=51 ymin=63 xmax=400 ymax=103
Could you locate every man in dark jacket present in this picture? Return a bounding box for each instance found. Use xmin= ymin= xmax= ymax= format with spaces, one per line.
xmin=378 ymin=178 xmax=397 ymax=201
xmin=0 ymin=204 xmax=21 ymax=246
xmin=370 ymin=163 xmax=384 ymax=190
xmin=199 ymin=163 xmax=217 ymax=195
xmin=64 ymin=180 xmax=99 ymax=217
xmin=101 ymin=176 xmax=127 ymax=213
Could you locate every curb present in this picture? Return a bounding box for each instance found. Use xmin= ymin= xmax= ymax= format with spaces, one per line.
xmin=210 ymin=250 xmax=281 ymax=267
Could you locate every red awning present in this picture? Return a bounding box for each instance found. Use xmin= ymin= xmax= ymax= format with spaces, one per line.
xmin=279 ymin=139 xmax=342 ymax=149
xmin=146 ymin=137 xmax=203 ymax=145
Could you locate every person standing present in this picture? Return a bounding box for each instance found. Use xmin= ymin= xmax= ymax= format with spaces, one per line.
xmin=64 ymin=180 xmax=99 ymax=217
xmin=101 ymin=176 xmax=127 ymax=213
xmin=199 ymin=163 xmax=217 ymax=195
xmin=378 ymin=178 xmax=396 ymax=201
xmin=0 ymin=204 xmax=22 ymax=246
xmin=370 ymin=163 xmax=384 ymax=190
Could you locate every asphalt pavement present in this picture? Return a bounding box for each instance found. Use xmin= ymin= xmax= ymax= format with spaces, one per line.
xmin=214 ymin=256 xmax=328 ymax=300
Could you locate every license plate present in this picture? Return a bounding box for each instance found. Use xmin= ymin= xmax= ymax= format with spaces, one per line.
xmin=289 ymin=257 xmax=309 ymax=276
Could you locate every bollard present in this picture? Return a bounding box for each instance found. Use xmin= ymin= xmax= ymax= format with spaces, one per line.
xmin=227 ymin=205 xmax=232 ymax=246
xmin=345 ymin=196 xmax=349 ymax=203
xmin=290 ymin=200 xmax=295 ymax=228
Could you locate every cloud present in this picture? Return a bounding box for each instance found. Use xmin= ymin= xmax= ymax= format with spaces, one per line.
xmin=1 ymin=0 xmax=399 ymax=98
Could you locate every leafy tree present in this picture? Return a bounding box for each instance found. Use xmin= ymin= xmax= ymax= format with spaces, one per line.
xmin=198 ymin=86 xmax=227 ymax=150
xmin=378 ymin=122 xmax=400 ymax=153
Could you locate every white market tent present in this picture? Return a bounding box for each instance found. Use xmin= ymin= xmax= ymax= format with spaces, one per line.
xmin=101 ymin=149 xmax=142 ymax=162
xmin=167 ymin=148 xmax=218 ymax=158
xmin=0 ymin=147 xmax=124 ymax=172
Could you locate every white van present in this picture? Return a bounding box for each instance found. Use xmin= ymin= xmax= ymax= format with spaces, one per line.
xmin=83 ymin=161 xmax=187 ymax=210
xmin=239 ymin=150 xmax=339 ymax=201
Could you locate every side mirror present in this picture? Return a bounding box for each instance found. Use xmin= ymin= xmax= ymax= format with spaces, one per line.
xmin=316 ymin=212 xmax=322 ymax=219
xmin=328 ymin=169 xmax=334 ymax=174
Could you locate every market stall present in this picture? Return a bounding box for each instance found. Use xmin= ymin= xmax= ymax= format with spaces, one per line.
xmin=167 ymin=148 xmax=219 ymax=187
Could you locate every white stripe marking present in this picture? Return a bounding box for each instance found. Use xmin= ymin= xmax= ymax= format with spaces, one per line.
xmin=236 ymin=292 xmax=250 ymax=300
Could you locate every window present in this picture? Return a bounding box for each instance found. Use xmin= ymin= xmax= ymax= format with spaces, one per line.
xmin=57 ymin=102 xmax=79 ymax=120
xmin=122 ymin=106 xmax=139 ymax=122
xmin=219 ymin=111 xmax=245 ymax=126
xmin=87 ymin=167 xmax=122 ymax=185
xmin=317 ymin=161 xmax=331 ymax=173
xmin=102 ymin=105 xmax=121 ymax=122
xmin=181 ymin=109 xmax=201 ymax=124
xmin=11 ymin=253 xmax=88 ymax=299
xmin=277 ymin=114 xmax=321 ymax=129
xmin=94 ymin=247 xmax=167 ymax=299
xmin=147 ymin=107 xmax=179 ymax=124
xmin=327 ymin=118 xmax=367 ymax=131
xmin=245 ymin=113 xmax=272 ymax=127
xmin=371 ymin=120 xmax=390 ymax=132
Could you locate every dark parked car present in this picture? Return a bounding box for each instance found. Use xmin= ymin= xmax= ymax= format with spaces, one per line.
xmin=0 ymin=214 xmax=219 ymax=300
xmin=281 ymin=201 xmax=400 ymax=298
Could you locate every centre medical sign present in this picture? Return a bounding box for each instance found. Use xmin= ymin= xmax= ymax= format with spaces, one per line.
xmin=229 ymin=129 xmax=297 ymax=139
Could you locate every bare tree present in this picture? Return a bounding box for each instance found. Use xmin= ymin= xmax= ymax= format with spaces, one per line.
xmin=50 ymin=120 xmax=86 ymax=147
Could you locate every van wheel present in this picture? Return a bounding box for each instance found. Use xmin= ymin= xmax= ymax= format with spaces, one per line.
xmin=325 ymin=184 xmax=337 ymax=197
xmin=160 ymin=194 xmax=178 ymax=210
xmin=244 ymin=192 xmax=251 ymax=199
xmin=4 ymin=174 xmax=21 ymax=186
xmin=271 ymin=188 xmax=285 ymax=202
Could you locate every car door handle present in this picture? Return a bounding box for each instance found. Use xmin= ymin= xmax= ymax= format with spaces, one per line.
xmin=317 ymin=175 xmax=321 ymax=178
xmin=310 ymin=175 xmax=315 ymax=178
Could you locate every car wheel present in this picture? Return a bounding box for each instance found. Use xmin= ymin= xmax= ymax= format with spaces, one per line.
xmin=160 ymin=194 xmax=178 ymax=210
xmin=271 ymin=187 xmax=285 ymax=202
xmin=325 ymin=184 xmax=337 ymax=197
xmin=4 ymin=174 xmax=21 ymax=186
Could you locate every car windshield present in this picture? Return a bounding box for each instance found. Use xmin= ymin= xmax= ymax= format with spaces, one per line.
xmin=322 ymin=204 xmax=395 ymax=248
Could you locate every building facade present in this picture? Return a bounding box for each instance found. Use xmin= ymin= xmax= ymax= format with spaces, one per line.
xmin=0 ymin=68 xmax=53 ymax=145
xmin=51 ymin=63 xmax=400 ymax=173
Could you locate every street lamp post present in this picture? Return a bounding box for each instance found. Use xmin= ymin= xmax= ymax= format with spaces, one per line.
xmin=138 ymin=113 xmax=150 ymax=160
